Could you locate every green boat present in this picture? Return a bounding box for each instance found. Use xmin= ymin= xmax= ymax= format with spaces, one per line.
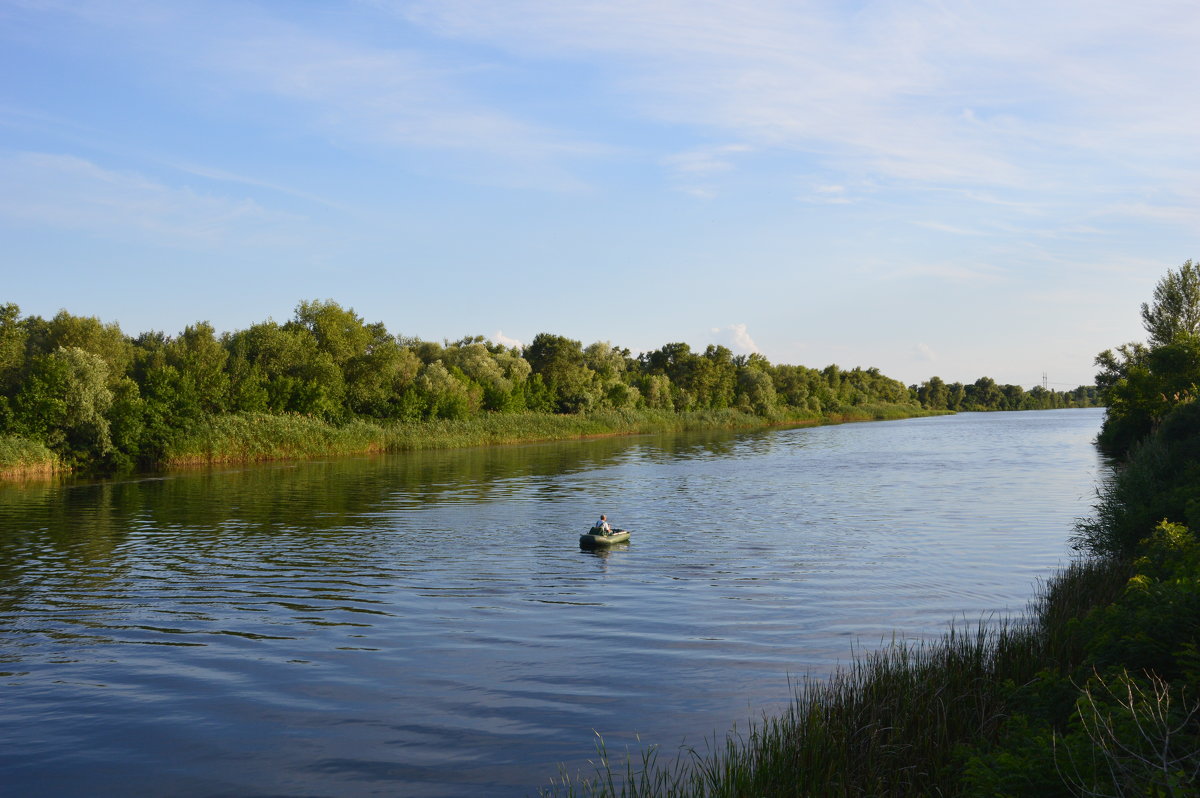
xmin=579 ymin=526 xmax=630 ymax=547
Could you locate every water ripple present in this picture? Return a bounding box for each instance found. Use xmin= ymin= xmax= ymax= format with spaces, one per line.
xmin=0 ymin=409 xmax=1107 ymax=797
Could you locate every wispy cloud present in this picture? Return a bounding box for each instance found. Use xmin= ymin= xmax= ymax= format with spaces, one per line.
xmin=802 ymin=183 xmax=853 ymax=204
xmin=914 ymin=221 xmax=989 ymax=236
xmin=200 ymin=27 xmax=606 ymax=191
xmin=164 ymin=161 xmax=347 ymax=209
xmin=881 ymin=261 xmax=1008 ymax=284
xmin=20 ymin=2 xmax=605 ymax=192
xmin=0 ymin=152 xmax=304 ymax=245
xmin=662 ymin=143 xmax=750 ymax=197
xmin=394 ymin=0 xmax=1200 ymax=208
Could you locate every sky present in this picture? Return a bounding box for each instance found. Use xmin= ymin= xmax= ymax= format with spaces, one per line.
xmin=2 ymin=0 xmax=1198 ymax=389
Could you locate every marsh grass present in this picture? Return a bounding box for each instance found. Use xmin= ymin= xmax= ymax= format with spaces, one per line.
xmin=541 ymin=556 xmax=1131 ymax=798
xmin=0 ymin=434 xmax=58 ymax=479
xmin=157 ymin=406 xmax=937 ymax=467
xmin=165 ymin=412 xmax=388 ymax=465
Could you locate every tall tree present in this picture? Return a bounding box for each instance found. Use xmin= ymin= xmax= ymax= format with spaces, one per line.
xmin=0 ymin=303 xmax=27 ymax=396
xmin=1141 ymin=259 xmax=1200 ymax=347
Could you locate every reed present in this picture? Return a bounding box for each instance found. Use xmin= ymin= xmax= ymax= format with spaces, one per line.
xmin=164 ymin=412 xmax=387 ymax=465
xmin=0 ymin=434 xmax=58 ymax=479
xmin=379 ymin=409 xmax=792 ymax=452
xmin=540 ymin=554 xmax=1129 ymax=798
xmin=159 ymin=407 xmax=936 ymax=467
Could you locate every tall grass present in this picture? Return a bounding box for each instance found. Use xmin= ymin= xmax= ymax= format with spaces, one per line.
xmin=158 ymin=406 xmax=937 ymax=467
xmin=380 ymin=409 xmax=786 ymax=451
xmin=165 ymin=412 xmax=388 ymax=465
xmin=540 ymin=556 xmax=1133 ymax=798
xmin=0 ymin=434 xmax=58 ymax=479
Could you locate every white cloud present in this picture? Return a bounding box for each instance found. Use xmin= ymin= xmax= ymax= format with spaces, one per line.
xmin=0 ymin=152 xmax=302 ymax=245
xmin=912 ymin=343 xmax=938 ymax=362
xmin=490 ymin=330 xmax=523 ymax=350
xmin=709 ymin=323 xmax=759 ymax=355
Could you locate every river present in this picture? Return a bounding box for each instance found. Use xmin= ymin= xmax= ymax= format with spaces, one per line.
xmin=0 ymin=408 xmax=1106 ymax=796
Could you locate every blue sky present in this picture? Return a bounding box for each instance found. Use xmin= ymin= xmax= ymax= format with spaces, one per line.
xmin=2 ymin=0 xmax=1198 ymax=388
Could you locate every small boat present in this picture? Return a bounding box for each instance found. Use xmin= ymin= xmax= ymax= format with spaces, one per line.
xmin=579 ymin=526 xmax=631 ymax=547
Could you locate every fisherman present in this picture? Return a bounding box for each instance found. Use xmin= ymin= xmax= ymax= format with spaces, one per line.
xmin=596 ymin=514 xmax=613 ymax=534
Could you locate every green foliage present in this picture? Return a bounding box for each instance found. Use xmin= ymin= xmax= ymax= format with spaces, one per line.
xmin=0 ymin=298 xmax=1052 ymax=477
xmin=166 ymin=412 xmax=385 ymax=464
xmin=525 ymin=332 xmax=597 ymax=413
xmin=1142 ymin=258 xmax=1200 ymax=348
xmin=0 ymin=302 xmax=27 ymax=395
xmin=1077 ymin=401 xmax=1200 ymax=557
xmin=912 ymin=376 xmax=1098 ymax=412
xmin=10 ymin=347 xmax=113 ymax=464
xmin=0 ymin=433 xmax=57 ymax=477
xmin=545 ymin=261 xmax=1200 ymax=797
xmin=1097 ymin=260 xmax=1200 ymax=456
xmin=39 ymin=310 xmax=134 ymax=386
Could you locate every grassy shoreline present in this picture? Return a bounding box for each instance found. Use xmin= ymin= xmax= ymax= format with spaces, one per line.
xmin=540 ymin=557 xmax=1135 ymax=797
xmin=0 ymin=404 xmax=942 ymax=478
xmin=164 ymin=404 xmax=940 ymax=465
xmin=542 ymin=403 xmax=1200 ymax=797
xmin=0 ymin=434 xmax=59 ymax=481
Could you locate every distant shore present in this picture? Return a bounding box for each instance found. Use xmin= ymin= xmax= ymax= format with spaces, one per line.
xmin=0 ymin=404 xmax=943 ymax=481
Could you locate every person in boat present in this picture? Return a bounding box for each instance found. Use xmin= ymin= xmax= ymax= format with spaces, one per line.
xmin=596 ymin=514 xmax=613 ymax=534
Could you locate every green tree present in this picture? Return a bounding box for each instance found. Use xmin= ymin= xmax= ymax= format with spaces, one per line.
xmin=225 ymin=321 xmax=344 ymax=418
xmin=416 ymin=361 xmax=476 ymax=419
xmin=771 ymin=364 xmax=820 ymax=413
xmin=0 ymin=302 xmax=27 ymax=396
xmin=41 ymin=310 xmax=134 ymax=386
xmin=1142 ymin=259 xmax=1200 ymax=347
xmin=736 ymin=354 xmax=778 ymax=415
xmin=917 ymin=376 xmax=949 ymax=410
xmin=165 ymin=322 xmax=230 ymax=414
xmin=344 ymin=328 xmax=420 ymax=418
xmin=11 ymin=347 xmax=113 ymax=463
xmin=524 ymin=333 xmax=596 ymax=412
xmin=291 ymin=299 xmax=372 ymax=368
xmin=966 ymin=376 xmax=1003 ymax=410
xmin=1096 ymin=262 xmax=1200 ymax=454
xmin=1000 ymin=383 xmax=1025 ymax=411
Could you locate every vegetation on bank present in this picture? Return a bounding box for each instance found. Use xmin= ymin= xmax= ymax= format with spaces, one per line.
xmin=0 ymin=433 xmax=57 ymax=479
xmin=0 ymin=300 xmax=1094 ymax=478
xmin=541 ymin=263 xmax=1200 ymax=797
xmin=147 ymin=406 xmax=936 ymax=466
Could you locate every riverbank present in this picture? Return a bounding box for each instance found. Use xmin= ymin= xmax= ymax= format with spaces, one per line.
xmin=0 ymin=434 xmax=58 ymax=481
xmin=0 ymin=403 xmax=940 ymax=478
xmin=542 ymin=405 xmax=1200 ymax=797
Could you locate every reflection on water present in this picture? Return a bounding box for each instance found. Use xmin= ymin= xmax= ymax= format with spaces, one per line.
xmin=0 ymin=410 xmax=1106 ymax=797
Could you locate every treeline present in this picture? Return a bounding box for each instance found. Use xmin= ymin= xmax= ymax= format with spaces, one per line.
xmin=910 ymin=375 xmax=1099 ymax=412
xmin=0 ymin=299 xmax=1093 ymax=474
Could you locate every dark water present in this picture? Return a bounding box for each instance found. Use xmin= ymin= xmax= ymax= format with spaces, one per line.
xmin=0 ymin=409 xmax=1106 ymax=796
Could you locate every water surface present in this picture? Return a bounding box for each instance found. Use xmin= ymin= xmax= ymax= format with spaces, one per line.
xmin=0 ymin=409 xmax=1106 ymax=796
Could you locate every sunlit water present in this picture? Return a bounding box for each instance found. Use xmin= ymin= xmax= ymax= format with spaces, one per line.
xmin=0 ymin=409 xmax=1106 ymax=796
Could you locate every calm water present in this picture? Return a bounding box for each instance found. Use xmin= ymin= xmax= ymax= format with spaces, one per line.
xmin=0 ymin=409 xmax=1106 ymax=797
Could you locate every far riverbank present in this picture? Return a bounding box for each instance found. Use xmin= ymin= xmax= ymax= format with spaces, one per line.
xmin=2 ymin=403 xmax=946 ymax=481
